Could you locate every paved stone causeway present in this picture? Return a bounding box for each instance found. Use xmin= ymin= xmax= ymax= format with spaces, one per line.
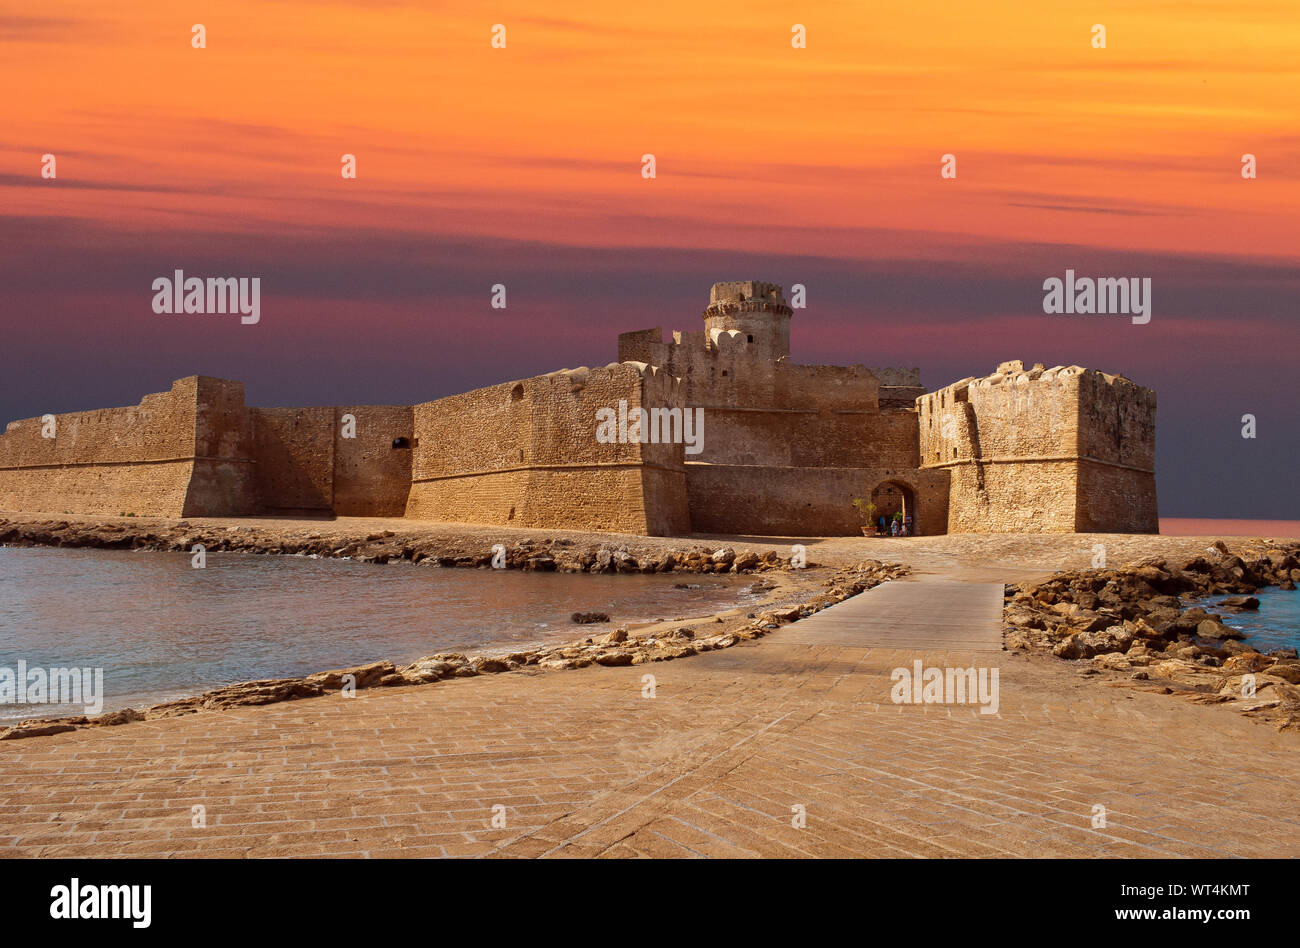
xmin=792 ymin=578 xmax=1005 ymax=652
xmin=2 ymin=591 xmax=1297 ymax=858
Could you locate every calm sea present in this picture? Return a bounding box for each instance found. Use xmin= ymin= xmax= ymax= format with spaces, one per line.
xmin=1204 ymin=588 xmax=1300 ymax=654
xmin=0 ymin=546 xmax=761 ymax=723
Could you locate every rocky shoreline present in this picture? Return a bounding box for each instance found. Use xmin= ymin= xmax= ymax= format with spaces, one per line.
xmin=0 ymin=516 xmax=803 ymax=573
xmin=1003 ymin=539 xmax=1300 ymax=731
xmin=0 ymin=515 xmax=908 ymax=739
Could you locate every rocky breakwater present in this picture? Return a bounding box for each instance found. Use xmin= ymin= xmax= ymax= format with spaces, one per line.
xmin=0 ymin=551 xmax=908 ymax=740
xmin=1003 ymin=540 xmax=1300 ymax=731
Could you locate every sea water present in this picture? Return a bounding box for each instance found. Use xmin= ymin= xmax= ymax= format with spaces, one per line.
xmin=0 ymin=546 xmax=760 ymax=722
xmin=1204 ymin=587 xmax=1300 ymax=654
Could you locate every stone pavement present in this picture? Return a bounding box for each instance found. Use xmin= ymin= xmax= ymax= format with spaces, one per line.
xmin=3 ymin=577 xmax=1298 ymax=858
xmin=792 ymin=578 xmax=1005 ymax=651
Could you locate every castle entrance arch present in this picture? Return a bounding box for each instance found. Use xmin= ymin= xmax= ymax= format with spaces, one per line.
xmin=870 ymin=480 xmax=917 ymax=534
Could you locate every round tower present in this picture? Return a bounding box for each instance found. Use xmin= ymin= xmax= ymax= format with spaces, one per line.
xmin=702 ymin=281 xmax=792 ymax=360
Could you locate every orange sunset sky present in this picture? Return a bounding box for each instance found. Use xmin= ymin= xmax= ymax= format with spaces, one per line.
xmin=2 ymin=0 xmax=1298 ymax=515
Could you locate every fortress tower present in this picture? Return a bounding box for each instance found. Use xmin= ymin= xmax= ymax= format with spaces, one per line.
xmin=701 ymin=281 xmax=792 ymax=362
xmin=615 ymin=281 xmax=945 ymax=535
xmin=917 ymin=360 xmax=1157 ymax=533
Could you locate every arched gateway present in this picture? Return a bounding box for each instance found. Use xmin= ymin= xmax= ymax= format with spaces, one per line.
xmin=870 ymin=480 xmax=918 ymax=533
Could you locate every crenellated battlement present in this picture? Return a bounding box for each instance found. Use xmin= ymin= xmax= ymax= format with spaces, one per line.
xmin=707 ymin=281 xmax=787 ymax=306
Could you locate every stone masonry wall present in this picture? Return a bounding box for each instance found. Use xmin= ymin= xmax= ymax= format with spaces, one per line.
xmin=186 ymin=377 xmax=259 ymax=516
xmin=618 ymin=326 xmax=919 ymax=473
xmin=248 ymin=404 xmax=412 ymax=516
xmin=1074 ymin=370 xmax=1158 ymax=532
xmin=1076 ymin=370 xmax=1157 ymax=471
xmin=686 ymin=464 xmax=949 ymax=537
xmin=332 ymin=406 xmax=413 ymax=517
xmin=919 ymin=365 xmax=1083 ymax=532
xmin=0 ymin=377 xmax=204 ymax=517
xmin=405 ymin=364 xmax=689 ymax=535
xmin=1076 ymin=460 xmax=1158 ymax=533
xmin=918 ymin=362 xmax=1156 ymax=533
xmin=0 ymin=377 xmax=413 ymax=520
xmin=250 ymin=407 xmax=335 ymax=513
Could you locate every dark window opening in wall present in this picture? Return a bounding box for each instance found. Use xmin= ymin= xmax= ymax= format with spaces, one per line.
xmin=510 ymin=383 xmax=525 ymax=401
xmin=747 ymin=335 xmax=754 ymax=343
xmin=721 ymin=370 xmax=728 ymax=376
xmin=951 ymin=447 xmax=957 ymax=458
xmin=392 ymin=437 xmax=411 ymax=449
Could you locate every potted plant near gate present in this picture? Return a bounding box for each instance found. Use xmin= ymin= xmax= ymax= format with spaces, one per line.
xmin=851 ymin=498 xmax=878 ymax=536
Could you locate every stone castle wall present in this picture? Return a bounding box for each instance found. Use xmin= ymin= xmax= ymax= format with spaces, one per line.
xmin=188 ymin=377 xmax=259 ymax=516
xmin=250 ymin=405 xmax=412 ymax=516
xmin=0 ymin=377 xmax=412 ymax=518
xmin=250 ymin=407 xmax=335 ymax=513
xmin=619 ymin=323 xmax=927 ymax=534
xmin=686 ymin=464 xmax=949 ymax=537
xmin=330 ymin=406 xmax=414 ymax=517
xmin=404 ymin=363 xmax=689 ymax=536
xmin=0 ymin=377 xmax=215 ymax=517
xmin=918 ymin=362 xmax=1157 ymax=533
xmin=1075 ymin=370 xmax=1158 ymax=532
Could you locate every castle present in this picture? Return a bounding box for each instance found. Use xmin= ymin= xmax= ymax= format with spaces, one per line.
xmin=0 ymin=282 xmax=1158 ymax=536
